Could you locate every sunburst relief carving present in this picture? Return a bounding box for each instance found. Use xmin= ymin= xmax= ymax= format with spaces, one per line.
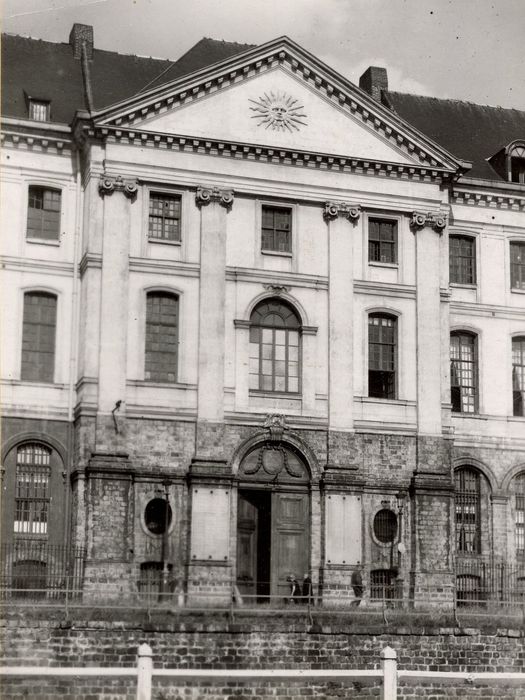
xmin=249 ymin=91 xmax=307 ymax=132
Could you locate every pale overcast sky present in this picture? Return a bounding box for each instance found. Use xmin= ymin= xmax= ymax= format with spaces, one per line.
xmin=3 ymin=0 xmax=524 ymax=110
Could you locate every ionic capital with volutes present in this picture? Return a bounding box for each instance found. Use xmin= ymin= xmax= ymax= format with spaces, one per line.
xmin=98 ymin=174 xmax=138 ymax=200
xmin=410 ymin=211 xmax=447 ymax=233
xmin=323 ymin=201 xmax=361 ymax=222
xmin=196 ymin=186 xmax=234 ymax=210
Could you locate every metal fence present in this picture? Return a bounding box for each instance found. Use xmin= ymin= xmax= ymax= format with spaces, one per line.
xmin=455 ymin=559 xmax=525 ymax=606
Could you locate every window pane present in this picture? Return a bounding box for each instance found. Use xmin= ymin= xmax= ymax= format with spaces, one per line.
xmin=368 ymin=315 xmax=397 ymax=398
xmin=261 ymin=206 xmax=292 ymax=253
xmin=148 ymin=193 xmax=182 ymax=242
xmin=455 ymin=468 xmax=481 ymax=554
xmin=145 ymin=293 xmax=178 ymax=382
xmin=21 ymin=293 xmax=57 ymax=382
xmin=450 ymin=236 xmax=475 ymax=284
xmin=368 ymin=219 xmax=397 ymax=263
xmin=27 ymin=187 xmax=61 ymax=241
xmin=511 ymin=242 xmax=525 ymax=290
xmin=450 ymin=332 xmax=477 ymax=413
xmin=15 ymin=444 xmax=51 ymax=536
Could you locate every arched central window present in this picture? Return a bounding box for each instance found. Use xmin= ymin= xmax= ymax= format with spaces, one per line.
xmin=249 ymin=299 xmax=301 ymax=393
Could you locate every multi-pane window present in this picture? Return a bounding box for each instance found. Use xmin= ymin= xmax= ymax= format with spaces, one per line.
xmin=368 ymin=314 xmax=396 ymax=399
xmin=450 ymin=332 xmax=478 ymax=413
xmin=510 ymin=146 xmax=525 ymax=184
xmin=29 ymin=99 xmax=49 ymax=122
xmin=21 ymin=292 xmax=57 ymax=383
xmin=145 ymin=292 xmax=179 ymax=382
xmin=26 ymin=186 xmax=61 ymax=241
xmin=455 ymin=468 xmax=481 ymax=554
xmin=450 ymin=235 xmax=476 ymax=285
xmin=261 ymin=206 xmax=292 ymax=253
xmin=249 ymin=300 xmax=300 ymax=393
xmin=148 ymin=193 xmax=181 ymax=242
xmin=513 ymin=337 xmax=525 ymax=417
xmin=368 ymin=218 xmax=397 ymax=264
xmin=14 ymin=444 xmax=51 ymax=536
xmin=510 ymin=242 xmax=525 ymax=290
xmin=514 ymin=473 xmax=525 ymax=558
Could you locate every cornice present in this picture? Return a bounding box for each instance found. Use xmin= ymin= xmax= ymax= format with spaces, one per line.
xmin=93 ymin=42 xmax=463 ymax=174
xmin=226 ymin=266 xmax=328 ymax=289
xmin=1 ymin=121 xmax=73 ymax=154
xmin=129 ymin=257 xmax=200 ymax=277
xmin=354 ymin=279 xmax=416 ymax=299
xmin=450 ymin=302 xmax=525 ymax=321
xmin=84 ymin=125 xmax=452 ymax=184
xmin=79 ymin=252 xmax=102 ymax=276
xmin=0 ymin=255 xmax=74 ymax=275
xmin=452 ymin=187 xmax=525 ymax=212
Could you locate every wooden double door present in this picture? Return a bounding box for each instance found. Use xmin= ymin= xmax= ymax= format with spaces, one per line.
xmin=236 ymin=488 xmax=309 ymax=602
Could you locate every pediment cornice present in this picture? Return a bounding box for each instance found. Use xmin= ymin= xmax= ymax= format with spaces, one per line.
xmin=91 ymin=37 xmax=467 ymax=175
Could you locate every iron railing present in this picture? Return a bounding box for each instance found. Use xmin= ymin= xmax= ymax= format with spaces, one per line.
xmin=455 ymin=558 xmax=525 ymax=606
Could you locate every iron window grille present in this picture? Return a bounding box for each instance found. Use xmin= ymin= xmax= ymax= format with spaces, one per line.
xmin=148 ymin=193 xmax=181 ymax=242
xmin=28 ymin=100 xmax=50 ymax=122
xmin=449 ymin=235 xmax=476 ymax=285
xmin=145 ymin=292 xmax=179 ymax=383
xmin=26 ymin=186 xmax=61 ymax=241
xmin=249 ymin=299 xmax=301 ymax=393
xmin=370 ymin=569 xmax=396 ymax=600
xmin=373 ymin=509 xmax=398 ymax=543
xmin=368 ymin=218 xmax=397 ymax=264
xmin=515 ymin=473 xmax=525 ymax=558
xmin=450 ymin=331 xmax=478 ymax=413
xmin=511 ymin=242 xmax=525 ymax=290
xmin=21 ymin=292 xmax=57 ymax=383
xmin=368 ymin=314 xmax=396 ymax=399
xmin=513 ymin=337 xmax=525 ymax=416
xmin=261 ymin=205 xmax=292 ymax=253
xmin=455 ymin=468 xmax=481 ymax=554
xmin=456 ymin=573 xmax=483 ymax=606
xmin=14 ymin=444 xmax=51 ymax=536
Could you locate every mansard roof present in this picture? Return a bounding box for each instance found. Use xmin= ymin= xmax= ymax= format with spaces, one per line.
xmin=386 ymin=92 xmax=525 ymax=181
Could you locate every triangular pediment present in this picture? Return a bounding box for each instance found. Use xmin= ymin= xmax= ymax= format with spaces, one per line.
xmin=93 ymin=37 xmax=466 ymax=174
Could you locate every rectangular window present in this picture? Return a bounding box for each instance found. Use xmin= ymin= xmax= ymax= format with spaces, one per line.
xmin=517 ymin=495 xmax=525 ymax=557
xmin=368 ymin=218 xmax=397 ymax=264
xmin=148 ymin=193 xmax=181 ymax=242
xmin=29 ymin=100 xmax=50 ymax=122
xmin=450 ymin=332 xmax=477 ymax=413
xmin=455 ymin=469 xmax=481 ymax=554
xmin=14 ymin=445 xmax=51 ymax=536
xmin=26 ymin=186 xmax=61 ymax=241
xmin=513 ymin=337 xmax=525 ymax=417
xmin=21 ymin=292 xmax=57 ymax=383
xmin=368 ymin=315 xmax=396 ymax=399
xmin=450 ymin=235 xmax=476 ymax=285
xmin=145 ymin=293 xmax=179 ymax=382
xmin=261 ymin=205 xmax=292 ymax=253
xmin=511 ymin=242 xmax=525 ymax=290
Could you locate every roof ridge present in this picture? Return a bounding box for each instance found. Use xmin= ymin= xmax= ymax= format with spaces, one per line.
xmin=388 ymin=90 xmax=525 ymax=114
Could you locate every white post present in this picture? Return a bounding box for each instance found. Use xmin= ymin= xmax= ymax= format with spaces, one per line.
xmin=136 ymin=643 xmax=153 ymax=700
xmin=381 ymin=646 xmax=397 ymax=700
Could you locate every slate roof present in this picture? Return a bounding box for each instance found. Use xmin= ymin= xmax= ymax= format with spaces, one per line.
xmin=2 ymin=32 xmax=524 ymax=182
xmin=386 ymin=92 xmax=525 ymax=180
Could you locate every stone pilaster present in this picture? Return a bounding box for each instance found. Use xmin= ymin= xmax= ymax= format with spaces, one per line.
xmin=324 ymin=202 xmax=361 ymax=439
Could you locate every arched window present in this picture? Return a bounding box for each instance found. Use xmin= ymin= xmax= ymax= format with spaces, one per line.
xmin=21 ymin=292 xmax=57 ymax=383
xmin=513 ymin=337 xmax=525 ymax=416
xmin=450 ymin=331 xmax=478 ymax=413
xmin=249 ymin=299 xmax=301 ymax=393
xmin=14 ymin=444 xmax=51 ymax=536
xmin=368 ymin=313 xmax=397 ymax=399
xmin=512 ymin=473 xmax=525 ymax=560
xmin=449 ymin=235 xmax=476 ymax=285
xmin=455 ymin=468 xmax=481 ymax=554
xmin=145 ymin=292 xmax=179 ymax=382
xmin=510 ymin=145 xmax=525 ymax=184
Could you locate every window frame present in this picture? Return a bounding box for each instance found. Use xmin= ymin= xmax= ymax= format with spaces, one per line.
xmin=28 ymin=99 xmax=50 ymax=122
xmin=14 ymin=443 xmax=51 ymax=537
xmin=368 ymin=216 xmax=398 ymax=266
xmin=450 ymin=330 xmax=479 ymax=414
xmin=249 ymin=299 xmax=302 ymax=395
xmin=260 ymin=203 xmax=293 ymax=257
xmin=144 ymin=291 xmax=179 ymax=384
xmin=368 ymin=313 xmax=397 ymax=400
xmin=510 ymin=241 xmax=525 ymax=292
xmin=26 ymin=185 xmax=62 ymax=243
xmin=20 ymin=291 xmax=58 ymax=384
xmin=509 ymin=145 xmax=525 ymax=184
xmin=512 ymin=336 xmax=525 ymax=417
xmin=454 ymin=467 xmax=482 ymax=555
xmin=449 ymin=234 xmax=477 ymax=286
xmin=147 ymin=190 xmax=183 ymax=245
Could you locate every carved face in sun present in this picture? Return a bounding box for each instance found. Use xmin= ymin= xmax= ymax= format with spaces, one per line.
xmin=249 ymin=91 xmax=307 ymax=132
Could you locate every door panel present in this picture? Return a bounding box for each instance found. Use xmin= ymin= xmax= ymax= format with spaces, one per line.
xmin=236 ymin=493 xmax=257 ymax=598
xmin=271 ymin=492 xmax=309 ymax=599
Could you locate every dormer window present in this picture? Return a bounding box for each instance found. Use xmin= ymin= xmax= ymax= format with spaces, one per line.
xmin=510 ymin=146 xmax=525 ymax=184
xmin=29 ymin=99 xmax=50 ymax=122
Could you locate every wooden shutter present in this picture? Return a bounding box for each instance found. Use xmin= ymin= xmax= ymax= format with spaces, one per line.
xmin=325 ymin=494 xmax=362 ymax=565
xmin=190 ymin=487 xmax=230 ymax=561
xmin=271 ymin=491 xmax=309 ymax=597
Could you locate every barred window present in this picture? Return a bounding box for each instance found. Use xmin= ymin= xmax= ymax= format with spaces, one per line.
xmin=368 ymin=218 xmax=397 ymax=264
xmin=368 ymin=314 xmax=396 ymax=399
xmin=450 ymin=235 xmax=476 ymax=285
xmin=370 ymin=569 xmax=395 ymax=600
xmin=27 ymin=186 xmax=61 ymax=241
xmin=514 ymin=473 xmax=525 ymax=559
xmin=450 ymin=331 xmax=478 ymax=413
xmin=373 ymin=509 xmax=398 ymax=543
xmin=21 ymin=292 xmax=57 ymax=383
xmin=145 ymin=292 xmax=179 ymax=382
xmin=14 ymin=444 xmax=51 ymax=536
xmin=261 ymin=206 xmax=292 ymax=253
xmin=513 ymin=337 xmax=525 ymax=417
xmin=455 ymin=468 xmax=481 ymax=554
xmin=148 ymin=193 xmax=181 ymax=242
xmin=511 ymin=242 xmax=525 ymax=290
xmin=29 ymin=100 xmax=50 ymax=122
xmin=249 ymin=299 xmax=300 ymax=393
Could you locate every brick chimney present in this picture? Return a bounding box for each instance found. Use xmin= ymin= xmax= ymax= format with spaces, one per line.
xmin=69 ymin=23 xmax=94 ymax=60
xmin=359 ymin=66 xmax=388 ymax=102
